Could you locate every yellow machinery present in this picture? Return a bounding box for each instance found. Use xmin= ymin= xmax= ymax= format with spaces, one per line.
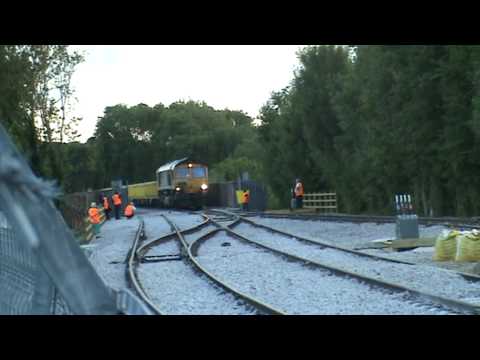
xmin=127 ymin=181 xmax=158 ymax=206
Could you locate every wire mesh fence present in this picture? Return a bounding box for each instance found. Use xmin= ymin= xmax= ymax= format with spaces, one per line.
xmin=0 ymin=123 xmax=150 ymax=315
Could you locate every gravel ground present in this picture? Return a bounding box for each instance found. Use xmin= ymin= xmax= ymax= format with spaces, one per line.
xmin=147 ymin=239 xmax=180 ymax=256
xmin=138 ymin=262 xmax=256 ymax=315
xmin=362 ymin=247 xmax=480 ymax=274
xmin=251 ymin=216 xmax=447 ymax=249
xmin=137 ymin=234 xmax=256 ymax=314
xmin=159 ymin=210 xmax=205 ymax=230
xmin=250 ymin=217 xmax=479 ymax=274
xmin=231 ymin=223 xmax=480 ymax=304
xmin=142 ymin=212 xmax=172 ymax=240
xmin=183 ymin=224 xmax=218 ymax=245
xmin=195 ymin=232 xmax=457 ymax=314
xmin=88 ymin=217 xmax=141 ymax=291
xmin=89 ymin=209 xmax=477 ymax=314
xmin=87 ymin=208 xmax=176 ymax=290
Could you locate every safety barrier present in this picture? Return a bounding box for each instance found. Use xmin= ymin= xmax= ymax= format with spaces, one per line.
xmin=303 ymin=192 xmax=338 ymax=213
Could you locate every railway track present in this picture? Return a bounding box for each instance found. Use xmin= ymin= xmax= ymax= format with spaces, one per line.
xmin=125 ymin=217 xmax=164 ymax=314
xmin=229 ymin=209 xmax=480 ymax=229
xmin=200 ymin=209 xmax=480 ymax=314
xmin=125 ymin=209 xmax=479 ymax=314
xmin=127 ymin=212 xmax=284 ymax=315
xmin=212 ymin=209 xmax=480 ymax=283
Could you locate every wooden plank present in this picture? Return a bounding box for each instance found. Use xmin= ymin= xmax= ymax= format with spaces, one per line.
xmin=390 ymin=237 xmax=436 ymax=249
xmin=304 ymin=205 xmax=338 ymax=209
xmin=354 ymin=238 xmax=435 ymax=251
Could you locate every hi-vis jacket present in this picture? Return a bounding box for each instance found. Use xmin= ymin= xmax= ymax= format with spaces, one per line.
xmin=88 ymin=207 xmax=101 ymax=224
xmin=112 ymin=194 xmax=122 ymax=206
xmin=124 ymin=204 xmax=135 ymax=217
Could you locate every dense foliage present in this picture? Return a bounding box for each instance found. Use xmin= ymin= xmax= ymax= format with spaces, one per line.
xmin=3 ymin=45 xmax=480 ymax=216
xmin=0 ymin=45 xmax=83 ymax=179
xmin=91 ymin=102 xmax=263 ymax=188
xmin=259 ymin=45 xmax=480 ymax=216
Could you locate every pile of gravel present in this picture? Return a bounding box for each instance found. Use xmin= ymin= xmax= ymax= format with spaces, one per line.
xmin=195 ymin=232 xmax=457 ymax=314
xmin=231 ymin=223 xmax=480 ymax=304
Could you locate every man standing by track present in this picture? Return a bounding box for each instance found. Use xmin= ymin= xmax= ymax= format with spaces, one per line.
xmin=242 ymin=189 xmax=250 ymax=211
xmin=102 ymin=193 xmax=111 ymax=220
xmin=294 ymin=178 xmax=304 ymax=210
xmin=112 ymin=191 xmax=122 ymax=220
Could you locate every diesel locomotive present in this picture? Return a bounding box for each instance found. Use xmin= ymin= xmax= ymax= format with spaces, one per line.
xmin=127 ymin=158 xmax=208 ymax=209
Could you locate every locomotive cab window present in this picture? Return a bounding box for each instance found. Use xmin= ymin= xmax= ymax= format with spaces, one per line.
xmin=175 ymin=168 xmax=189 ymax=178
xmin=192 ymin=167 xmax=206 ymax=178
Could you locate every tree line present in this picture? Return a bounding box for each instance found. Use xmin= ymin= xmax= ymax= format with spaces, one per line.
xmin=2 ymin=45 xmax=480 ymax=216
xmin=0 ymin=45 xmax=83 ymax=183
xmin=259 ymin=45 xmax=480 ymax=216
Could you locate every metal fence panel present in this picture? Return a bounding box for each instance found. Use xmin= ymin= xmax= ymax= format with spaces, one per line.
xmin=0 ymin=123 xmax=117 ymax=315
xmin=0 ymin=224 xmax=36 ymax=314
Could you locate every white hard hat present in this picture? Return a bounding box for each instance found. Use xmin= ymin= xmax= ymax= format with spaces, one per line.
xmin=91 ymin=202 xmax=96 ymax=207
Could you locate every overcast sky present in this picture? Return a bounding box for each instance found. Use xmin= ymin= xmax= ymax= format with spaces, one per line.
xmin=69 ymin=45 xmax=304 ymax=142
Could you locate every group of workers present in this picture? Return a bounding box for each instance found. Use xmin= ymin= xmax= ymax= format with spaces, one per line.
xmin=88 ymin=191 xmax=136 ymax=238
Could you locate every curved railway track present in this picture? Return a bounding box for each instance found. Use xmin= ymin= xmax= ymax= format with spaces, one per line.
xmin=126 ymin=212 xmax=285 ymax=315
xmin=125 ymin=209 xmax=479 ymax=315
xmin=125 ymin=217 xmax=164 ymax=314
xmin=202 ymin=209 xmax=480 ymax=315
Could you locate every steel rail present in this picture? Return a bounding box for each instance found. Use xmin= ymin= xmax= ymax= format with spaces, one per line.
xmin=125 ymin=218 xmax=164 ymax=315
xmin=210 ymin=209 xmax=416 ymax=265
xmin=204 ymin=213 xmax=479 ymax=315
xmin=161 ymin=214 xmax=286 ymax=315
xmin=136 ymin=218 xmax=210 ymax=257
xmin=212 ymin=209 xmax=480 ymax=283
xmin=226 ymin=209 xmax=480 ymax=229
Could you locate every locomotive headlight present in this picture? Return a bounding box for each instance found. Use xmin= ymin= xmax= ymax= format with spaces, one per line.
xmin=201 ymin=183 xmax=208 ymax=191
xmin=175 ymin=187 xmax=181 ymax=192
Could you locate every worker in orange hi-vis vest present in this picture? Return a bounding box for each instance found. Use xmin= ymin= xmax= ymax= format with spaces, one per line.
xmin=242 ymin=189 xmax=250 ymax=211
xmin=102 ymin=194 xmax=111 ymax=220
xmin=124 ymin=202 xmax=136 ymax=219
xmin=294 ymin=178 xmax=304 ymax=210
xmin=88 ymin=202 xmax=101 ymax=238
xmin=112 ymin=191 xmax=122 ymax=220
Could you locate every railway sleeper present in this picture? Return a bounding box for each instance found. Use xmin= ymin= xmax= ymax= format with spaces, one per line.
xmin=141 ymin=254 xmax=183 ymax=262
